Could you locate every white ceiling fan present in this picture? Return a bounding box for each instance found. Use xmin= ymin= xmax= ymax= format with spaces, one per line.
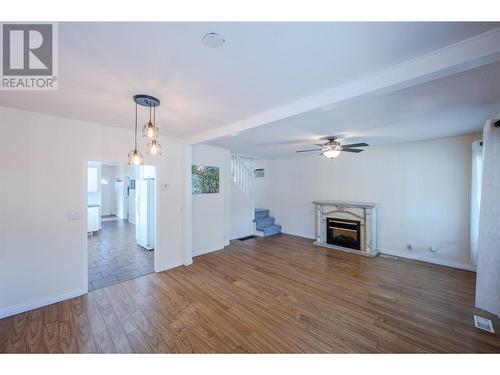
xmin=296 ymin=136 xmax=369 ymax=158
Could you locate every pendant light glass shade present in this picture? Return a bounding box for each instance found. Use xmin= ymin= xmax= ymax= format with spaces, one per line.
xmin=128 ymin=149 xmax=144 ymax=165
xmin=143 ymin=121 xmax=159 ymax=140
xmin=147 ymin=139 xmax=162 ymax=155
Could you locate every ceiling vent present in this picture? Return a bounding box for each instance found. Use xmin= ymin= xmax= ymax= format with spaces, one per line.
xmin=202 ymin=32 xmax=225 ymax=48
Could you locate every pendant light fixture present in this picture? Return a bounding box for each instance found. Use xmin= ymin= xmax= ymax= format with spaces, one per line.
xmin=128 ymin=94 xmax=162 ymax=165
xmin=128 ymin=101 xmax=144 ymax=165
xmin=147 ymin=103 xmax=161 ymax=155
xmin=143 ymin=104 xmax=159 ymax=140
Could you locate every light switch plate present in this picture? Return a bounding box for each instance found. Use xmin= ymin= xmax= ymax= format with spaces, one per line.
xmin=67 ymin=210 xmax=81 ymax=221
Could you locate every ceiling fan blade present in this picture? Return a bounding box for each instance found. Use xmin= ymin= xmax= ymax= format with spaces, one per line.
xmin=342 ymin=142 xmax=369 ymax=148
xmin=314 ymin=143 xmax=325 ymax=147
xmin=340 ymin=148 xmax=363 ymax=153
xmin=296 ymin=148 xmax=323 ymax=153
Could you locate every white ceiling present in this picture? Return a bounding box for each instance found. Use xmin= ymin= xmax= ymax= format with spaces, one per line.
xmin=207 ymin=60 xmax=500 ymax=157
xmin=0 ymin=22 xmax=499 ymax=140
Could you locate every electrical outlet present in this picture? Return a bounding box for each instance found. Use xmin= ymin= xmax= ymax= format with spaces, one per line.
xmin=430 ymin=246 xmax=438 ymax=253
xmin=406 ymin=243 xmax=412 ymax=250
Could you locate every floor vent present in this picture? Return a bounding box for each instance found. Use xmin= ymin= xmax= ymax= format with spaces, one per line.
xmin=237 ymin=235 xmax=258 ymax=241
xmin=380 ymin=253 xmax=398 ymax=260
xmin=474 ymin=315 xmax=495 ymax=333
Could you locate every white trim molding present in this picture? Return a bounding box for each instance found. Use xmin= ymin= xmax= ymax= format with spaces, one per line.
xmin=193 ymin=245 xmax=225 ymax=258
xmin=155 ymin=260 xmax=185 ymax=273
xmin=0 ymin=289 xmax=86 ymax=319
xmin=380 ymin=250 xmax=477 ymax=272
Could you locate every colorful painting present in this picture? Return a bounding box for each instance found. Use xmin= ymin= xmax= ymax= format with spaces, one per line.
xmin=192 ymin=165 xmax=220 ymax=194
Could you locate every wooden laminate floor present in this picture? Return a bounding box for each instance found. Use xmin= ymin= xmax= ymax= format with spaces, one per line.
xmin=1 ymin=234 xmax=499 ymax=353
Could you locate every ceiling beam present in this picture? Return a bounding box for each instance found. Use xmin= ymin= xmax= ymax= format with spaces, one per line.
xmin=187 ymin=27 xmax=500 ymax=144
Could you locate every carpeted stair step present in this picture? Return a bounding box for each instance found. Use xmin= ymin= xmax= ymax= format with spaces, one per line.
xmin=262 ymin=225 xmax=282 ymax=237
xmin=254 ymin=209 xmax=269 ymax=219
xmin=253 ymin=216 xmax=275 ymax=229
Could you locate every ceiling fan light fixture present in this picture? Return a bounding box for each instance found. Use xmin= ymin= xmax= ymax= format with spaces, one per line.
xmin=296 ymin=136 xmax=369 ymax=158
xmin=323 ymin=149 xmax=340 ymax=158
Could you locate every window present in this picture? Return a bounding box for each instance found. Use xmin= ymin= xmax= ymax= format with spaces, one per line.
xmin=87 ymin=167 xmax=99 ymax=193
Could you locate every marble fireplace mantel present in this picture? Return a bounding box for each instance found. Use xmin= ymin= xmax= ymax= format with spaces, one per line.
xmin=313 ymin=201 xmax=378 ymax=257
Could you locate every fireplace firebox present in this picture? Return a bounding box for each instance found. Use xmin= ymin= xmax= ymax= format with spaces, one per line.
xmin=326 ymin=218 xmax=361 ymax=250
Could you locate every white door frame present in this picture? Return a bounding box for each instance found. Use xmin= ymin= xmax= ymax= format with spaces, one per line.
xmin=82 ymin=158 xmax=159 ymax=293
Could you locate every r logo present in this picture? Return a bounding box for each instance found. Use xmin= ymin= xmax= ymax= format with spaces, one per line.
xmin=2 ymin=24 xmax=53 ymax=76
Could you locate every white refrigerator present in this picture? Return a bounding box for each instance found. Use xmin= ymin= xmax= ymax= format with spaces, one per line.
xmin=136 ymin=178 xmax=155 ymax=250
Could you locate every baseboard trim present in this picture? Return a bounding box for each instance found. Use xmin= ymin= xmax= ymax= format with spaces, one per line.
xmin=230 ymin=232 xmax=254 ymax=241
xmin=281 ymin=231 xmax=476 ymax=272
xmin=155 ymin=260 xmax=184 ymax=273
xmin=193 ymin=245 xmax=224 ymax=257
xmin=0 ymin=288 xmax=86 ymax=319
xmin=379 ymin=250 xmax=476 ymax=272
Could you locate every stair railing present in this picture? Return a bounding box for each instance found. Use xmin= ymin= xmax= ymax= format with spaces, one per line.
xmin=230 ymin=154 xmax=254 ymax=202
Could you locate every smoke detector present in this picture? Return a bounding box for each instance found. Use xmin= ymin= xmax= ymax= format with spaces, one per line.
xmin=202 ymin=32 xmax=225 ymax=48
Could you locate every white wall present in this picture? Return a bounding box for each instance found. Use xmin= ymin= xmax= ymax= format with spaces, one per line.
xmin=191 ymin=144 xmax=230 ymax=256
xmin=254 ymin=134 xmax=479 ymax=271
xmin=229 ymin=156 xmax=255 ymax=240
xmin=0 ymin=106 xmax=187 ymax=318
xmin=229 ymin=180 xmax=254 ymax=239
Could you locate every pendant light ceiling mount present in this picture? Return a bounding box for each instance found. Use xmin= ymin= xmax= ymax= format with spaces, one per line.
xmin=133 ymin=94 xmax=160 ymax=108
xmin=128 ymin=94 xmax=162 ymax=165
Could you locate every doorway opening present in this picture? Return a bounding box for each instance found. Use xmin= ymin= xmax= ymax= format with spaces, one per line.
xmin=86 ymin=161 xmax=156 ymax=291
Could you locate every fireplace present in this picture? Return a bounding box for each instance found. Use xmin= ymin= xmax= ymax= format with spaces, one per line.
xmin=326 ymin=218 xmax=361 ymax=250
xmin=314 ymin=201 xmax=377 ymax=256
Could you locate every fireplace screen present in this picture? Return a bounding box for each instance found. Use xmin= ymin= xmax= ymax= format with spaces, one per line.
xmin=326 ymin=218 xmax=361 ymax=250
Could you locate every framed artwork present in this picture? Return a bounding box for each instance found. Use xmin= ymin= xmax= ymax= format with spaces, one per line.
xmin=192 ymin=165 xmax=220 ymax=194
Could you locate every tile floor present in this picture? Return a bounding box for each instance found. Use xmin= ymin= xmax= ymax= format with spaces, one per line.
xmin=87 ymin=218 xmax=154 ymax=291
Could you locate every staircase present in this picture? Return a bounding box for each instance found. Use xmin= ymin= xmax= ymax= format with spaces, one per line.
xmin=254 ymin=209 xmax=282 ymax=237
xmin=231 ymin=154 xmax=253 ymax=201
xmin=231 ymin=154 xmax=282 ymax=238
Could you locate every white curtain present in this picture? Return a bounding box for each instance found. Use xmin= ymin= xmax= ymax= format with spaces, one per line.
xmin=475 ymin=119 xmax=500 ymax=317
xmin=470 ymin=139 xmax=483 ymax=266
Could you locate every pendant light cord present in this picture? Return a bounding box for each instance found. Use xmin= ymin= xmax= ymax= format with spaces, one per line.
xmin=135 ymin=102 xmax=138 ymax=149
